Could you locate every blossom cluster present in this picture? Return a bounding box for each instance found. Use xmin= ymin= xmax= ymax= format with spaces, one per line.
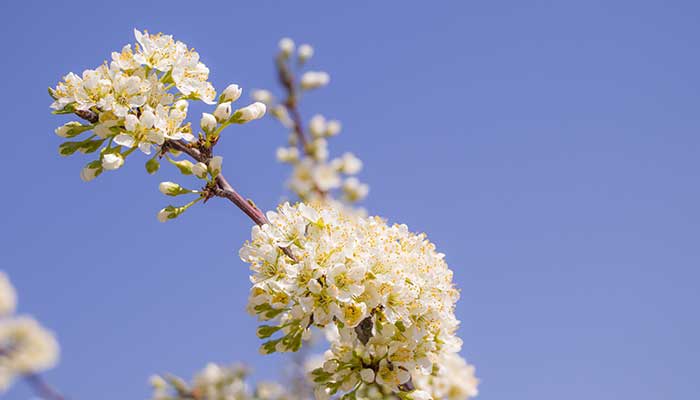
xmin=50 ymin=29 xmax=266 ymax=222
xmin=413 ymin=353 xmax=479 ymax=400
xmin=240 ymin=203 xmax=467 ymax=399
xmin=150 ymin=363 xmax=296 ymax=400
xmin=0 ymin=272 xmax=59 ymax=392
xmin=252 ymin=38 xmax=369 ymax=206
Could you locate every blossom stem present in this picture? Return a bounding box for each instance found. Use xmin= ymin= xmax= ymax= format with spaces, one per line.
xmin=276 ymin=55 xmax=309 ymax=152
xmin=24 ymin=374 xmax=65 ymax=400
xmin=163 ymin=139 xmax=267 ymax=225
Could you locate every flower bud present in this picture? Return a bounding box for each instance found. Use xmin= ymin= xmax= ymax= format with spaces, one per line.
xmin=159 ymin=181 xmax=186 ymax=196
xmin=192 ymin=162 xmax=208 ymax=179
xmin=101 ymin=153 xmax=124 ymax=170
xmin=298 ymin=44 xmax=314 ymax=62
xmin=220 ymin=84 xmax=242 ymax=103
xmin=309 ymin=114 xmax=326 ymax=138
xmin=326 ymin=120 xmax=342 ymax=136
xmin=276 ymin=147 xmax=299 ymax=163
xmin=200 ymin=112 xmax=217 ymax=132
xmin=171 ymin=159 xmax=194 ymax=175
xmin=80 ymin=162 xmax=101 ymax=182
xmin=208 ymin=156 xmax=223 ymax=176
xmin=213 ymin=102 xmax=232 ymax=122
xmin=343 ymin=177 xmax=369 ymax=202
xmin=278 ymin=37 xmax=295 ymax=57
xmin=55 ymin=121 xmax=90 ymax=138
xmin=300 ymin=71 xmax=330 ymax=90
xmin=235 ymin=102 xmax=267 ymax=123
xmin=157 ymin=206 xmax=182 ymax=223
xmin=251 ymin=89 xmax=274 ymax=104
xmin=341 ymin=152 xmax=363 ymax=175
xmin=0 ymin=272 xmax=17 ymax=317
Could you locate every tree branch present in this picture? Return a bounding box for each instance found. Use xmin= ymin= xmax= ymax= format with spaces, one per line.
xmin=74 ymin=110 xmax=296 ymax=260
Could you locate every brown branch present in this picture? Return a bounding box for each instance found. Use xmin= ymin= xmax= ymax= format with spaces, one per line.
xmin=25 ymin=374 xmax=66 ymax=400
xmin=276 ymin=55 xmax=309 ymax=152
xmin=74 ymin=110 xmax=296 ymax=261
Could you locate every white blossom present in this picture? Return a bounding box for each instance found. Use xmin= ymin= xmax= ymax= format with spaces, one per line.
xmin=278 ymin=37 xmax=295 ymax=57
xmin=300 ymin=71 xmax=330 ymax=90
xmin=0 ymin=317 xmax=59 ymax=392
xmin=241 ymin=203 xmax=462 ymax=396
xmin=298 ymin=44 xmax=314 ymax=62
xmin=0 ymin=272 xmax=16 ymax=317
xmin=414 ymin=353 xmax=479 ymax=400
xmin=251 ymin=89 xmax=274 ymax=104
xmin=102 ymin=153 xmax=124 ymax=170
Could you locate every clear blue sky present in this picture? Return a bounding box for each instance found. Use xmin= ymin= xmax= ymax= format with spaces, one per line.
xmin=1 ymin=1 xmax=698 ymax=399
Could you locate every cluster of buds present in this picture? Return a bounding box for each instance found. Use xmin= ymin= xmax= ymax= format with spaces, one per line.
xmin=50 ymin=29 xmax=266 ymax=223
xmin=240 ymin=203 xmax=472 ymax=400
xmin=251 ymin=38 xmax=369 ymax=207
xmin=150 ymin=363 xmax=296 ymax=400
xmin=0 ymin=272 xmax=59 ymax=393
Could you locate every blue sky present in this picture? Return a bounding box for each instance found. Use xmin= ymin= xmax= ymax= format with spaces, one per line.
xmin=1 ymin=1 xmax=699 ymax=399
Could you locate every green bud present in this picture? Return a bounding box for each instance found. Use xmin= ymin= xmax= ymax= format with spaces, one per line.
xmin=256 ymin=325 xmax=282 ymax=339
xmin=145 ymin=158 xmax=160 ymax=175
xmin=169 ymin=159 xmax=194 ymax=175
xmin=55 ymin=121 xmax=92 ymax=138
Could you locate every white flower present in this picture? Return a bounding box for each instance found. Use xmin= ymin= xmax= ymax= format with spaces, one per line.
xmin=213 ymin=102 xmax=232 ymax=122
xmin=360 ymin=368 xmax=375 ymax=383
xmin=409 ymin=390 xmax=433 ymax=400
xmin=0 ymin=272 xmax=16 ymax=317
xmin=235 ymin=102 xmax=267 ymax=123
xmin=326 ymin=120 xmax=342 ymax=136
xmin=221 ymin=84 xmax=242 ymax=102
xmin=278 ymin=37 xmax=295 ymax=57
xmin=298 ymin=44 xmax=314 ymax=62
xmin=414 ymin=353 xmax=479 ymax=400
xmin=343 ymin=177 xmax=369 ymax=202
xmin=251 ymin=89 xmax=274 ymax=104
xmin=201 ymin=113 xmax=217 ymax=132
xmin=102 ymin=153 xmax=124 ymax=170
xmin=300 ymin=71 xmax=330 ymax=90
xmin=340 ymin=152 xmax=363 ymax=175
xmin=192 ymin=162 xmax=208 ymax=179
xmin=312 ymin=163 xmax=341 ymax=191
xmin=0 ymin=316 xmax=59 ymax=392
xmin=309 ymin=114 xmax=326 ymax=138
xmin=208 ymin=156 xmax=223 ymax=176
xmin=276 ymin=147 xmax=299 ymax=163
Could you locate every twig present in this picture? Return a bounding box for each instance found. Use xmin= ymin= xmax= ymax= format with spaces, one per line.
xmin=25 ymin=374 xmax=66 ymax=400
